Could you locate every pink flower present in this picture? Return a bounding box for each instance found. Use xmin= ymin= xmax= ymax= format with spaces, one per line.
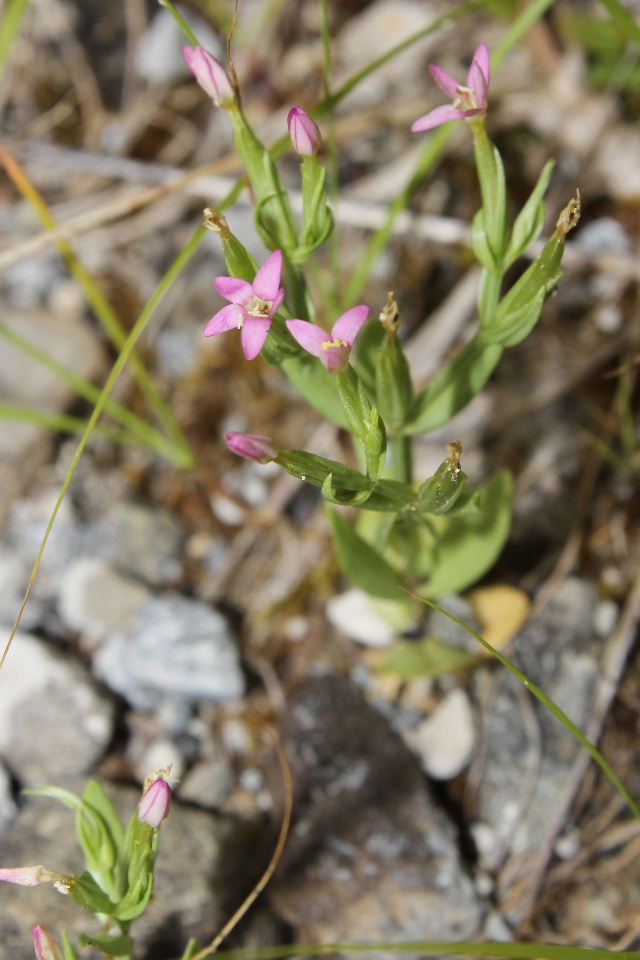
xmin=225 ymin=432 xmax=276 ymax=463
xmin=138 ymin=777 xmax=172 ymax=828
xmin=411 ymin=43 xmax=490 ymax=132
xmin=32 ymin=925 xmax=63 ymax=960
xmin=0 ymin=865 xmax=64 ymax=887
xmin=183 ymin=45 xmax=234 ymax=106
xmin=287 ymin=106 xmax=322 ymax=156
xmin=205 ymin=250 xmax=285 ymax=361
xmin=286 ymin=305 xmax=369 ymax=373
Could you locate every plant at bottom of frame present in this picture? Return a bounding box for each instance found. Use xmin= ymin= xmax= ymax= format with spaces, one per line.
xmin=0 ymin=770 xmax=172 ymax=959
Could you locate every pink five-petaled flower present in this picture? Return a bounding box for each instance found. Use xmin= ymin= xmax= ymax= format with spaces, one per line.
xmin=182 ymin=45 xmax=234 ymax=107
xmin=225 ymin=432 xmax=276 ymax=463
xmin=411 ymin=43 xmax=490 ymax=132
xmin=32 ymin=925 xmax=64 ymax=960
xmin=138 ymin=777 xmax=172 ymax=828
xmin=286 ymin=305 xmax=370 ymax=373
xmin=287 ymin=106 xmax=322 ymax=156
xmin=205 ymin=250 xmax=285 ymax=361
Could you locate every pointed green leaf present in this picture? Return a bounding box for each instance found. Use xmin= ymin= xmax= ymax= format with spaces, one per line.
xmin=282 ymin=355 xmax=349 ymax=429
xmin=327 ymin=507 xmax=405 ymax=600
xmin=504 ymin=160 xmax=555 ymax=268
xmin=79 ymin=932 xmax=135 ymax=957
xmin=405 ymin=336 xmax=503 ymax=435
xmin=379 ymin=637 xmax=475 ymax=678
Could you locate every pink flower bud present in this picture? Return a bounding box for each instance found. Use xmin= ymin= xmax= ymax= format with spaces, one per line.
xmin=183 ymin=45 xmax=234 ymax=107
xmin=32 ymin=925 xmax=63 ymax=960
xmin=138 ymin=777 xmax=172 ymax=828
xmin=287 ymin=106 xmax=322 ymax=157
xmin=0 ymin=865 xmax=63 ymax=887
xmin=225 ymin=432 xmax=276 ymax=463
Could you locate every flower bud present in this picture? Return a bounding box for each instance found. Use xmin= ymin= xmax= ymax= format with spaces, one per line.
xmin=183 ymin=45 xmax=234 ymax=107
xmin=32 ymin=925 xmax=63 ymax=960
xmin=225 ymin=432 xmax=276 ymax=463
xmin=287 ymin=106 xmax=321 ymax=157
xmin=138 ymin=777 xmax=172 ymax=828
xmin=0 ymin=865 xmax=64 ymax=887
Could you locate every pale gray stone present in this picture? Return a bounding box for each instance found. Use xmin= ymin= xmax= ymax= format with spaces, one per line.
xmin=58 ymin=557 xmax=150 ymax=643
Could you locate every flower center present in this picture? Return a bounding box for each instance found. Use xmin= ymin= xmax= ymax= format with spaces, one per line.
xmin=454 ymin=84 xmax=478 ymax=111
xmin=322 ymin=337 xmax=349 ymax=351
xmin=246 ymin=295 xmax=272 ymax=319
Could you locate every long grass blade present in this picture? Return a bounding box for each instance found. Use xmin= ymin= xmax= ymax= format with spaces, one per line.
xmin=0 ymin=0 xmax=30 ymax=80
xmin=0 ymin=404 xmax=138 ymax=445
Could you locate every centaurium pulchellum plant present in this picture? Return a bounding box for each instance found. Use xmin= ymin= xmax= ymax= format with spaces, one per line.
xmin=0 ymin=772 xmax=173 ymax=960
xmin=186 ymin=39 xmax=579 ymax=617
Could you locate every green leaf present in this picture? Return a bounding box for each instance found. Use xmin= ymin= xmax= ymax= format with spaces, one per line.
xmin=481 ymin=287 xmax=548 ymax=348
xmin=276 ymin=449 xmax=372 ymax=491
xmin=471 ymin=209 xmax=499 ymax=271
xmin=327 ymin=507 xmax=405 ymax=600
xmin=79 ymin=932 xmax=135 ymax=957
xmin=282 ymin=355 xmax=349 ymax=429
xmin=405 ymin=336 xmax=503 ymax=435
xmin=504 ymin=160 xmax=555 ymax=269
xmin=60 ymin=931 xmax=82 ymax=960
xmin=379 ymin=637 xmax=475 ymax=678
xmin=83 ymin=781 xmax=125 ymax=854
xmin=417 ymin=470 xmax=513 ymax=598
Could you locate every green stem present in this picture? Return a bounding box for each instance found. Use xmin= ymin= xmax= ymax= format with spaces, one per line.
xmin=387 ymin=434 xmax=412 ymax=484
xmin=477 ymin=268 xmax=503 ymax=325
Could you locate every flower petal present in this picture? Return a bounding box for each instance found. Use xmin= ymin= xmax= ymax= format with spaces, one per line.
xmin=286 ymin=319 xmax=329 ymax=360
xmin=214 ymin=276 xmax=253 ymax=305
xmin=469 ymin=42 xmax=490 ymax=91
xmin=332 ymin=305 xmax=369 ymax=346
xmin=204 ymin=303 xmax=242 ymax=337
xmin=428 ymin=64 xmax=460 ymax=99
xmin=411 ymin=104 xmax=467 ymax=132
xmin=269 ymin=287 xmax=285 ymax=318
xmin=241 ymin=316 xmax=272 ymax=360
xmin=252 ymin=250 xmax=283 ymax=301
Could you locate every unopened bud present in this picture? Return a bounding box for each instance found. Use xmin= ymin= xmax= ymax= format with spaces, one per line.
xmin=225 ymin=432 xmax=276 ymax=464
xmin=287 ymin=106 xmax=322 ymax=157
xmin=32 ymin=925 xmax=63 ymax=960
xmin=0 ymin=865 xmax=66 ymax=887
xmin=183 ymin=45 xmax=234 ymax=107
xmin=138 ymin=777 xmax=172 ymax=828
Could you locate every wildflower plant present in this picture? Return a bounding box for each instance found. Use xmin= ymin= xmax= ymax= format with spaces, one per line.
xmin=0 ymin=773 xmax=173 ymax=960
xmin=185 ymin=39 xmax=580 ymax=618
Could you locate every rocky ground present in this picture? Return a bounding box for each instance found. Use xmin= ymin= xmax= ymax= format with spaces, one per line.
xmin=0 ymin=0 xmax=639 ymax=957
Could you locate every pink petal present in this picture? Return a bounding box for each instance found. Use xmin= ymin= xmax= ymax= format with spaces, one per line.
xmin=428 ymin=64 xmax=460 ymax=100
xmin=269 ymin=287 xmax=285 ymax=318
xmin=252 ymin=250 xmax=283 ymax=301
xmin=323 ymin=345 xmax=350 ymax=373
xmin=204 ymin=303 xmax=242 ymax=337
xmin=241 ymin=316 xmax=272 ymax=360
xmin=411 ymin=104 xmax=467 ymax=132
xmin=469 ymin=42 xmax=490 ymax=91
xmin=286 ymin=319 xmax=329 ymax=360
xmin=214 ymin=276 xmax=253 ymax=305
xmin=332 ymin=305 xmax=369 ymax=346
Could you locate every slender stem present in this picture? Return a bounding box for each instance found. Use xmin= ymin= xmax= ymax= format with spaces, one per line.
xmin=387 ymin=434 xmax=413 ymax=485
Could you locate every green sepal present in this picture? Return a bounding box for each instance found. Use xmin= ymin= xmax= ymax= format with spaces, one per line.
xmin=67 ymin=871 xmax=117 ymax=916
xmin=78 ymin=932 xmax=135 ymax=957
xmin=61 ymin=931 xmax=82 ymax=960
xmin=417 ymin=469 xmax=513 ymax=598
xmin=405 ymin=336 xmax=503 ymax=435
xmin=204 ymin=210 xmax=259 ymax=281
xmin=276 ymin=449 xmax=372 ymax=490
xmin=290 ymin=155 xmax=334 ymax=263
xmin=113 ymin=817 xmax=157 ymax=922
xmin=321 ymin=473 xmax=374 ymax=507
xmin=503 ymin=160 xmax=555 ymax=269
xmin=374 ymin=329 xmax=413 ymax=431
xmin=417 ymin=449 xmax=468 ymax=515
xmin=327 ymin=506 xmax=405 ymax=600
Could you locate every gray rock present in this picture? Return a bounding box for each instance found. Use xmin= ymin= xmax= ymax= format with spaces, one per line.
xmin=470 ymin=578 xmax=601 ymax=921
xmin=57 ymin=557 xmax=150 ymax=644
xmin=0 ymin=632 xmax=114 ymax=784
xmin=269 ymin=676 xmax=484 ymax=945
xmin=87 ymin=503 xmax=185 ymax=586
xmin=93 ymin=594 xmax=244 ymax=711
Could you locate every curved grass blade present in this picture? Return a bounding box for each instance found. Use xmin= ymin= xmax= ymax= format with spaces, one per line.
xmin=0 ymin=225 xmax=205 ymax=675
